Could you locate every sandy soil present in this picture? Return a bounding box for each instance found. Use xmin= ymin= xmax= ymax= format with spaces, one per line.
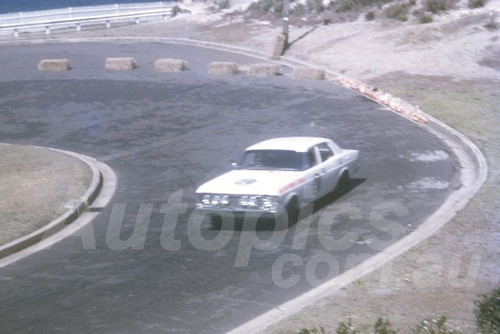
xmin=6 ymin=0 xmax=500 ymax=332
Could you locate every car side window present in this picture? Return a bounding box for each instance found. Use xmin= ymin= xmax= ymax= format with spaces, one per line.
xmin=317 ymin=143 xmax=334 ymax=162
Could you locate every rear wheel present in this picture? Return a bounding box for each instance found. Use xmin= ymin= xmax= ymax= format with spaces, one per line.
xmin=336 ymin=170 xmax=350 ymax=194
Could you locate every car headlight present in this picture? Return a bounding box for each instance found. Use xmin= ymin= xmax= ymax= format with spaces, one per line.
xmin=238 ymin=196 xmax=257 ymax=208
xmin=198 ymin=194 xmax=279 ymax=213
xmin=199 ymin=194 xmax=229 ymax=207
xmin=239 ymin=195 xmax=279 ymax=213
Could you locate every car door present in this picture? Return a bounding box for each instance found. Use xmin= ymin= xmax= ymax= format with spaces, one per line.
xmin=301 ymin=147 xmax=324 ymax=202
xmin=316 ymin=142 xmax=341 ymax=196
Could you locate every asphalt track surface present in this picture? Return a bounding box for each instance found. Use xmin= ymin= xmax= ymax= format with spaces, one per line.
xmin=0 ymin=41 xmax=461 ymax=333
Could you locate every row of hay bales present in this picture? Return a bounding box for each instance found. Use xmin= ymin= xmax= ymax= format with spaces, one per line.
xmin=37 ymin=57 xmax=326 ymax=80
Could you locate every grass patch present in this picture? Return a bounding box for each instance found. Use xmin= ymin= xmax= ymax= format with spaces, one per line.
xmin=474 ymin=286 xmax=500 ymax=333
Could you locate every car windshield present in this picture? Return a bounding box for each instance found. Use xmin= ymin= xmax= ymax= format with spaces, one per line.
xmin=239 ymin=150 xmax=308 ymax=170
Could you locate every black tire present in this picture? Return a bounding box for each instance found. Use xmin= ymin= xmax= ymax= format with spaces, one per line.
xmin=336 ymin=170 xmax=350 ymax=194
xmin=284 ymin=197 xmax=300 ymax=226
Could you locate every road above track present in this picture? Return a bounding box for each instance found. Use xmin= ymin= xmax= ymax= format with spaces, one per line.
xmin=0 ymin=41 xmax=461 ymax=333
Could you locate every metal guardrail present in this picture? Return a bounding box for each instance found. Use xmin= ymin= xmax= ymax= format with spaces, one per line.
xmin=0 ymin=2 xmax=177 ymax=37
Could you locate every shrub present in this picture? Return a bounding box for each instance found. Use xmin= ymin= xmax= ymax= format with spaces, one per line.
xmin=468 ymin=0 xmax=487 ymax=8
xmin=484 ymin=19 xmax=497 ymax=30
xmin=384 ymin=2 xmax=409 ymax=21
xmin=417 ymin=11 xmax=434 ymax=23
xmin=474 ymin=286 xmax=500 ymax=333
xmin=336 ymin=319 xmax=360 ymax=334
xmin=365 ymin=10 xmax=376 ymax=20
xmin=335 ymin=0 xmax=392 ymax=12
xmin=297 ymin=327 xmax=326 ymax=334
xmin=424 ymin=0 xmax=449 ymax=13
xmin=248 ymin=0 xmax=281 ymax=13
xmin=373 ymin=317 xmax=398 ymax=334
xmin=307 ymin=0 xmax=326 ymax=13
xmin=291 ymin=3 xmax=307 ymax=15
xmin=217 ymin=0 xmax=231 ymax=10
xmin=410 ymin=315 xmax=460 ymax=334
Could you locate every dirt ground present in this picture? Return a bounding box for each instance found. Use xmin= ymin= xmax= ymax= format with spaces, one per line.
xmin=5 ymin=0 xmax=500 ymax=332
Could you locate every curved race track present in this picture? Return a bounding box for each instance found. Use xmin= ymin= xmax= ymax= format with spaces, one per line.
xmin=0 ymin=41 xmax=460 ymax=333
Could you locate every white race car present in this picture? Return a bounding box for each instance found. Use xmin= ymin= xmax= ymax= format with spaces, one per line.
xmin=195 ymin=137 xmax=359 ymax=224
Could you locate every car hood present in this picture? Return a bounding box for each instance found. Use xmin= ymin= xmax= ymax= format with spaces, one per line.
xmin=195 ymin=169 xmax=303 ymax=196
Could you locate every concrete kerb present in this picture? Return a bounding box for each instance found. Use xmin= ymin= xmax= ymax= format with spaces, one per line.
xmin=0 ymin=145 xmax=103 ymax=260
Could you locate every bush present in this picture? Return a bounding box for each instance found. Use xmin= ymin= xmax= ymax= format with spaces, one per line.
xmin=336 ymin=319 xmax=360 ymax=334
xmin=374 ymin=317 xmax=398 ymax=334
xmin=475 ymin=286 xmax=500 ymax=333
xmin=291 ymin=3 xmax=307 ymax=15
xmin=297 ymin=327 xmax=326 ymax=334
xmin=248 ymin=0 xmax=282 ymax=14
xmin=416 ymin=11 xmax=434 ymax=23
xmin=484 ymin=19 xmax=497 ymax=30
xmin=410 ymin=315 xmax=460 ymax=334
xmin=365 ymin=10 xmax=376 ymax=20
xmin=307 ymin=0 xmax=326 ymax=13
xmin=335 ymin=0 xmax=392 ymax=12
xmin=468 ymin=0 xmax=487 ymax=8
xmin=384 ymin=2 xmax=409 ymax=21
xmin=424 ymin=0 xmax=449 ymax=13
xmin=217 ymin=0 xmax=230 ymax=10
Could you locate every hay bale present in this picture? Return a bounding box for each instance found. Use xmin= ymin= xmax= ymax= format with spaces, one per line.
xmin=105 ymin=57 xmax=137 ymax=71
xmin=269 ymin=33 xmax=287 ymax=60
xmin=248 ymin=63 xmax=281 ymax=76
xmin=293 ymin=67 xmax=326 ymax=80
xmin=37 ymin=59 xmax=70 ymax=71
xmin=208 ymin=62 xmax=239 ymax=75
xmin=155 ymin=58 xmax=188 ymax=72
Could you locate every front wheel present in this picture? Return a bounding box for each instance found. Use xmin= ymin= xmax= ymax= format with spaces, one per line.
xmin=284 ymin=197 xmax=300 ymax=226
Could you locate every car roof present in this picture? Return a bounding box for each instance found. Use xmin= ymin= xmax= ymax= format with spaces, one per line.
xmin=245 ymin=137 xmax=332 ymax=153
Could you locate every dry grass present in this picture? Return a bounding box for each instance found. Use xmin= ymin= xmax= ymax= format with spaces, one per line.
xmin=0 ymin=145 xmax=92 ymax=246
